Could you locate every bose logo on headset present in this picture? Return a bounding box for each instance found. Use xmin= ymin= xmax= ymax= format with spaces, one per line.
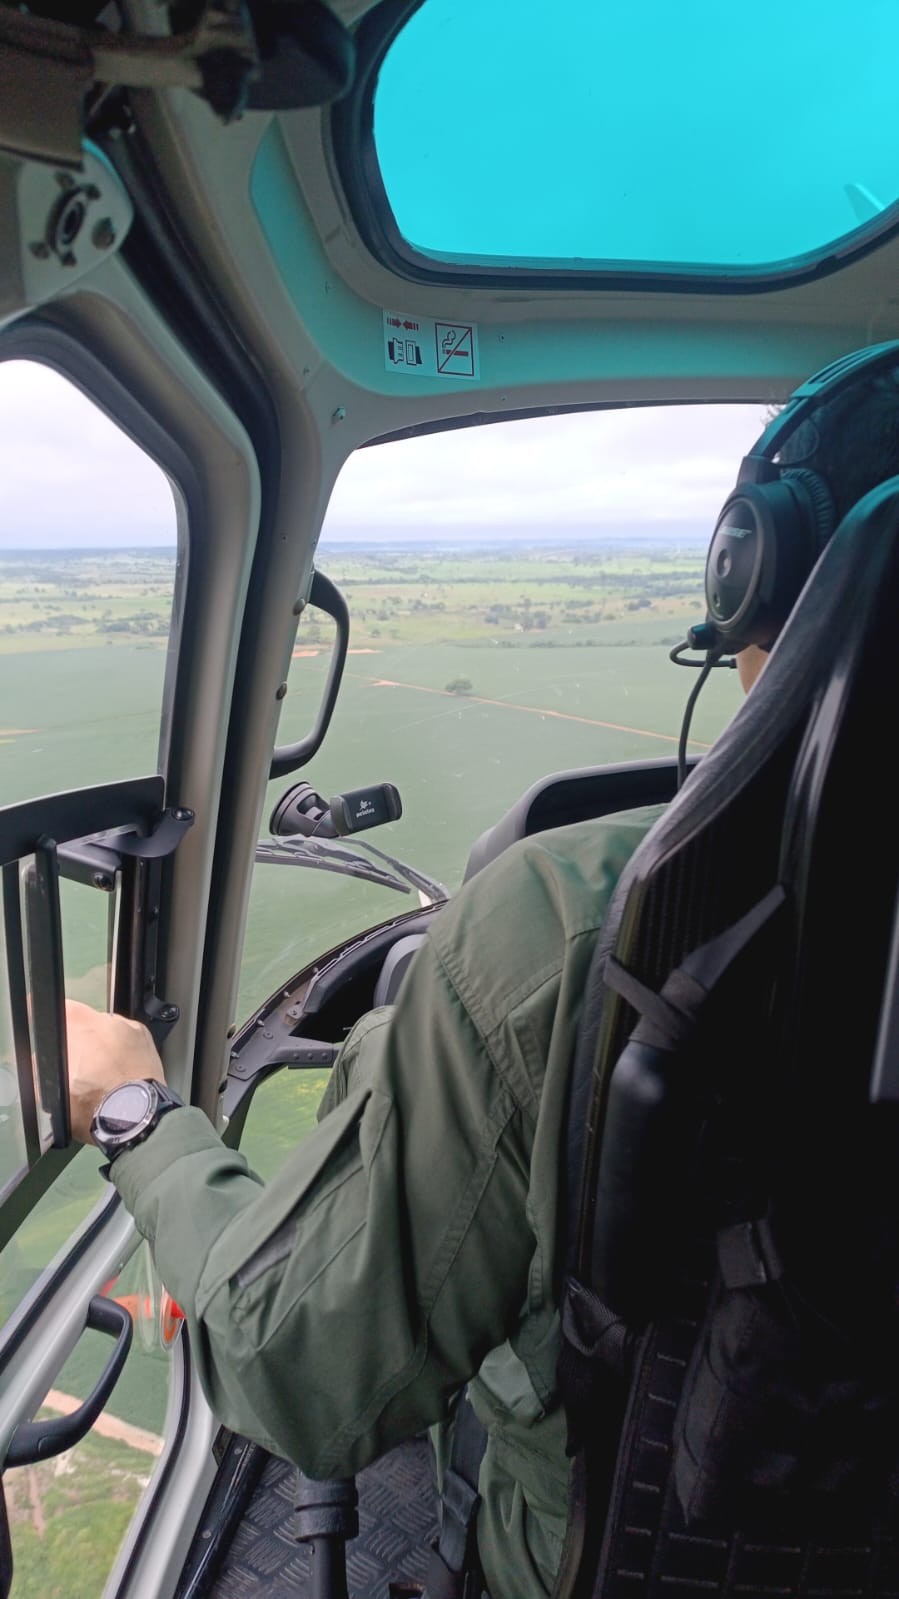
xmin=702 ymin=339 xmax=899 ymax=653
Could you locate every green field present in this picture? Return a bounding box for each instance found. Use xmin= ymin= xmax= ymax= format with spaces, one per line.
xmin=5 ymin=1423 xmax=153 ymax=1599
xmin=0 ymin=541 xmax=741 ymax=1019
xmin=0 ymin=539 xmax=742 ymax=1591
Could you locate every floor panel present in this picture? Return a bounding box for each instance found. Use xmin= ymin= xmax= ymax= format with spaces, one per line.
xmin=210 ymin=1435 xmax=439 ymax=1597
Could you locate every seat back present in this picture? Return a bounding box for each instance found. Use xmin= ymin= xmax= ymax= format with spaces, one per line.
xmin=556 ymin=478 xmax=899 ymax=1599
xmin=463 ymin=758 xmax=694 ymax=881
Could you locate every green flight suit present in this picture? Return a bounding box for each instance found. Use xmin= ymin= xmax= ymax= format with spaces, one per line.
xmin=111 ymin=804 xmax=662 ymax=1599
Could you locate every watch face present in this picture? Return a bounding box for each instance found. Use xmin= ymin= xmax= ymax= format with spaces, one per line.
xmin=99 ymin=1081 xmax=154 ymax=1136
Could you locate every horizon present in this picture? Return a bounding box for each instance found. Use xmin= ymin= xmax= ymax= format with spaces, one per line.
xmin=0 ymin=524 xmax=711 ymax=555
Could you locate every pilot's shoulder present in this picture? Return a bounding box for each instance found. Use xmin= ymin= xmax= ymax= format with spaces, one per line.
xmin=429 ymin=801 xmax=665 ymax=999
xmin=473 ymin=800 xmax=664 ymax=914
xmin=520 ymin=802 xmax=667 ymax=886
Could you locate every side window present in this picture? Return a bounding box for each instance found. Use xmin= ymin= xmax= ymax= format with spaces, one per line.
xmin=238 ymin=404 xmax=765 ymax=1028
xmin=0 ymin=362 xmax=178 ymax=806
xmin=0 ymin=359 xmax=179 ymax=1596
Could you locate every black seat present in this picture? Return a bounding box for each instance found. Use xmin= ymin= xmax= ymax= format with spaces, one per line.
xmin=372 ymin=931 xmax=431 ymax=1008
xmin=555 ymin=477 xmax=899 ymax=1597
xmin=463 ymin=757 xmax=695 ymax=882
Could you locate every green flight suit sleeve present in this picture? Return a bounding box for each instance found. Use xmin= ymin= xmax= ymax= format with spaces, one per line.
xmin=110 ymin=929 xmax=536 ymax=1478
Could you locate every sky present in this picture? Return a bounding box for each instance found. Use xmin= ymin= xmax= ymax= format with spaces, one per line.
xmin=0 ymin=359 xmax=769 ymax=550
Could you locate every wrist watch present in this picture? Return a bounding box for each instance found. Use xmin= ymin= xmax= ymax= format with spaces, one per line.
xmin=90 ymin=1079 xmax=185 ymax=1168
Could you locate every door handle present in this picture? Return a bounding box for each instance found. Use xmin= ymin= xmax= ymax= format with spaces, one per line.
xmin=4 ymin=1294 xmax=133 ymax=1468
xmin=270 ymin=570 xmax=350 ymax=780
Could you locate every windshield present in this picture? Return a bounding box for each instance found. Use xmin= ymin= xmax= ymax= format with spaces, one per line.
xmin=240 ymin=403 xmax=762 ymax=1016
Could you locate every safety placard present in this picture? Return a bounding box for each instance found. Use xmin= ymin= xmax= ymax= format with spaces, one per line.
xmin=383 ymin=312 xmax=480 ymax=380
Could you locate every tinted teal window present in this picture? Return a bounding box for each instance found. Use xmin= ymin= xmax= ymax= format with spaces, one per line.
xmin=373 ymin=0 xmax=899 ymax=274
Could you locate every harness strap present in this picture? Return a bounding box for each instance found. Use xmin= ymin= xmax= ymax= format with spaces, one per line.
xmin=424 ymin=1393 xmax=488 ymax=1599
xmin=717 ymin=1217 xmax=784 ymax=1289
xmin=605 ymin=884 xmax=788 ymax=1054
xmin=558 ymin=1277 xmax=640 ymax=1456
xmin=603 ymin=958 xmax=705 ymax=1050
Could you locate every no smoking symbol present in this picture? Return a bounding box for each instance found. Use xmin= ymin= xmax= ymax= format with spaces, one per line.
xmin=436 ymin=323 xmax=475 ymax=377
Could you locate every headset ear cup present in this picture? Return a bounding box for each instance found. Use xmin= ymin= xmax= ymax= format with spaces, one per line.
xmin=781 ymin=467 xmax=835 ymax=557
xmin=699 ymin=341 xmax=899 ymax=657
xmin=704 ymin=471 xmax=834 ymax=651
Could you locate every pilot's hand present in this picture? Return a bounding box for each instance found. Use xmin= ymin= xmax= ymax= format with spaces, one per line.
xmin=65 ymin=999 xmax=166 ymax=1145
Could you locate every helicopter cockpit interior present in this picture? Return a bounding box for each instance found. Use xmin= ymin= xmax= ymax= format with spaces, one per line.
xmin=2 ymin=3 xmax=899 ymax=1598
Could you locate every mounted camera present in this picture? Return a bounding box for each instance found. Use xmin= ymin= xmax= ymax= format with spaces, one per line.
xmin=270 ymin=780 xmax=402 ymax=839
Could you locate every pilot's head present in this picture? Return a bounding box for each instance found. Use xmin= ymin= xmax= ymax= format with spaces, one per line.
xmin=736 ymin=363 xmax=899 ymax=694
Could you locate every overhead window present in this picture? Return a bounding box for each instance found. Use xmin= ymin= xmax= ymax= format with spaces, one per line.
xmin=367 ymin=0 xmax=899 ymax=281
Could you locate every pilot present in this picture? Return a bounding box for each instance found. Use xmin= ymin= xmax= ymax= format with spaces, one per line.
xmin=61 ymin=363 xmax=899 ymax=1599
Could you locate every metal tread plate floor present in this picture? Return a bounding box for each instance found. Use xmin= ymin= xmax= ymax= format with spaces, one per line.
xmin=210 ymin=1435 xmax=439 ymax=1598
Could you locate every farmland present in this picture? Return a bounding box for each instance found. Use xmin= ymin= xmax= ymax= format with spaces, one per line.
xmin=0 ymin=537 xmax=742 ymax=1591
xmin=0 ymin=538 xmax=741 ymax=1016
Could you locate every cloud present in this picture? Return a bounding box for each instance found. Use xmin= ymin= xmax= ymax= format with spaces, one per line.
xmin=0 ymin=361 xmax=177 ymax=547
xmin=0 ymin=359 xmax=768 ymax=548
xmin=323 ymin=404 xmax=768 ymax=537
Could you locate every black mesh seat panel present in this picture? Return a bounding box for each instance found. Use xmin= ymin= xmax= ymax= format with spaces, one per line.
xmin=593 ymin=1244 xmax=899 ymax=1599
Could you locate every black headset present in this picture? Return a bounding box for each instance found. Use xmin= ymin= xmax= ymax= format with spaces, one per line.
xmin=701 ymin=339 xmax=899 ymax=653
